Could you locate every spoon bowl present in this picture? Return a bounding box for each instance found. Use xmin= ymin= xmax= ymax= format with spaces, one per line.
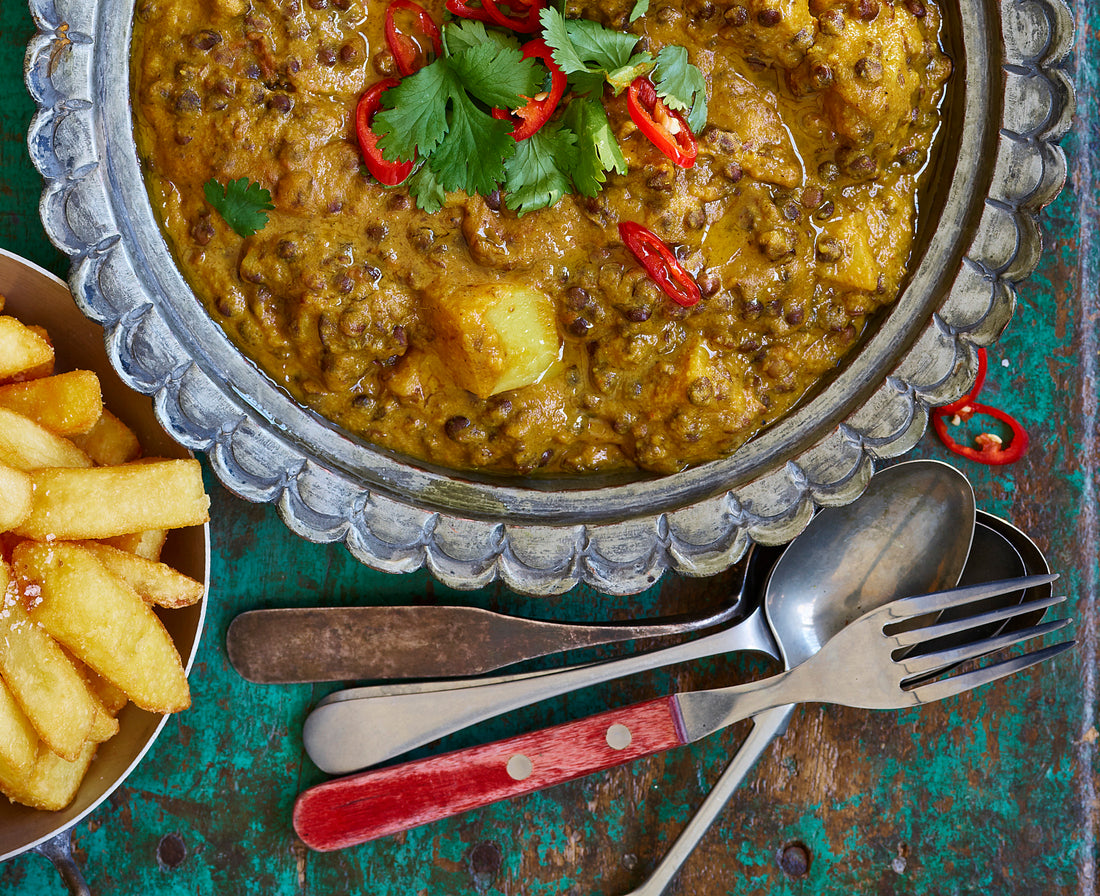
xmin=765 ymin=459 xmax=976 ymax=669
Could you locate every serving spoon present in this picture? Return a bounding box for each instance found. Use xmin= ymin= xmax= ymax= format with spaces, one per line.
xmin=623 ymin=508 xmax=1030 ymax=896
xmin=302 ymin=459 xmax=976 ymax=776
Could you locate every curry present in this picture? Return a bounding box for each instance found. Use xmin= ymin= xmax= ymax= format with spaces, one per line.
xmin=131 ymin=0 xmax=950 ymax=475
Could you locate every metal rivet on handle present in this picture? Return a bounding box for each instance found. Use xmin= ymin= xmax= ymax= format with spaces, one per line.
xmin=606 ymin=724 xmax=632 ymax=750
xmin=506 ymin=753 xmax=533 ymax=781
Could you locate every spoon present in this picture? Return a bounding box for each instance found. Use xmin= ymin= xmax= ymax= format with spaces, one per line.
xmin=623 ymin=509 xmax=1028 ymax=896
xmin=227 ymin=555 xmax=757 ymax=683
xmin=302 ymin=459 xmax=976 ymax=776
xmin=292 ymin=459 xmax=979 ymax=848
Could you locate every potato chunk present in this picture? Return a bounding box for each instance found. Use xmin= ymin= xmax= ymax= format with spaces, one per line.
xmin=429 ymin=283 xmax=562 ymax=398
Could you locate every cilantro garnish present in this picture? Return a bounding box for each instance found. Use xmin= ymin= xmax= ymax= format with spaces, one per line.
xmin=652 ymin=45 xmax=709 ymax=133
xmin=540 ymin=8 xmax=651 ymax=96
xmin=406 ymin=162 xmax=448 ymax=215
xmin=443 ymin=18 xmax=520 ymax=55
xmin=561 ymin=97 xmax=627 ymax=196
xmin=374 ymin=36 xmax=539 ymax=194
xmin=629 ymin=0 xmax=650 ymax=21
xmin=364 ymin=9 xmax=708 ymax=216
xmin=503 ymin=121 xmax=578 ymax=214
xmin=203 ymin=178 xmax=274 ymax=237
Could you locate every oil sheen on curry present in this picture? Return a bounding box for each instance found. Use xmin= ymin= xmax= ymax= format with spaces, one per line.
xmin=132 ymin=0 xmax=950 ymax=475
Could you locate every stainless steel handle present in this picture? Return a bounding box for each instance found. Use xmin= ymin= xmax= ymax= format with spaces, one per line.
xmin=623 ymin=704 xmax=795 ymax=896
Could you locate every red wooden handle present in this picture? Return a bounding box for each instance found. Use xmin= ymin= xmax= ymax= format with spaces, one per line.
xmin=293 ymin=696 xmax=686 ymax=851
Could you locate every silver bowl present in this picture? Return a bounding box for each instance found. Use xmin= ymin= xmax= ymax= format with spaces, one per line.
xmin=0 ymin=249 xmax=209 ymax=883
xmin=25 ymin=0 xmax=1073 ymax=595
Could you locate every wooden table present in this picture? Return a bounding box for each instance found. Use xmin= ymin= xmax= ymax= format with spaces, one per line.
xmin=0 ymin=1 xmax=1095 ymax=892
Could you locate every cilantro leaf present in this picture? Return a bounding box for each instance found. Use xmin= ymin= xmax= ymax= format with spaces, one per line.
xmin=541 ymin=7 xmax=647 ymax=96
xmin=442 ymin=19 xmax=521 ymax=55
xmin=375 ymin=64 xmax=456 ymax=161
xmin=447 ymin=42 xmax=541 ymax=110
xmin=652 ymin=45 xmax=709 ymax=133
xmin=203 ymin=178 xmax=273 ymax=237
xmin=407 ymin=164 xmax=447 ymax=214
xmin=629 ymin=0 xmax=650 ymax=21
xmin=561 ymin=97 xmax=627 ymax=196
xmin=373 ymin=42 xmax=537 ymax=194
xmin=503 ymin=122 xmax=578 ymax=214
xmin=559 ymin=14 xmax=641 ymax=70
xmin=428 ymin=91 xmax=517 ymax=195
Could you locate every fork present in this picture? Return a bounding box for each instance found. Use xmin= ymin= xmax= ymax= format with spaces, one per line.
xmin=293 ymin=576 xmax=1074 ymax=852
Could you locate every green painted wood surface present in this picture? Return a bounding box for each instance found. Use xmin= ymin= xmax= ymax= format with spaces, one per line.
xmin=0 ymin=1 xmax=1096 ymax=892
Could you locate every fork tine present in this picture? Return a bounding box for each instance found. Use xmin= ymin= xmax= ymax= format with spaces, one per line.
xmin=907 ymin=639 xmax=1076 ymax=704
xmin=890 ymin=593 xmax=1066 ymax=647
xmin=886 ymin=574 xmax=1058 ymax=620
xmin=899 ymin=617 xmax=1072 ymax=677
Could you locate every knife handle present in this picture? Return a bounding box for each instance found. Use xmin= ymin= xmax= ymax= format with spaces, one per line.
xmin=293 ymin=696 xmax=686 ymax=851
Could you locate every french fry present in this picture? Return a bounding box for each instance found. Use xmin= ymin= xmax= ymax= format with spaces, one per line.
xmin=0 ymin=407 xmax=93 ymax=471
xmin=63 ymin=651 xmax=121 ymax=742
xmin=102 ymin=528 xmax=169 ymax=561
xmin=0 ymin=562 xmax=97 ymax=760
xmin=0 ymin=461 xmax=32 ymax=532
xmin=14 ymin=459 xmax=210 ymax=540
xmin=68 ymin=408 xmax=142 ymax=465
xmin=0 ymin=675 xmax=38 ymax=779
xmin=0 ymin=740 xmax=97 ymax=812
xmin=80 ymin=541 xmax=204 ymax=608
xmin=13 ymin=542 xmax=191 ymax=713
xmin=0 ymin=316 xmax=53 ymax=382
xmin=82 ymin=664 xmax=128 ymax=716
xmin=0 ymin=370 xmax=103 ymax=436
xmin=0 ymin=305 xmax=207 ymax=813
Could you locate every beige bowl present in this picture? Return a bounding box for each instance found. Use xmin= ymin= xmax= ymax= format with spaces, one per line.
xmin=0 ymin=248 xmax=209 ymax=873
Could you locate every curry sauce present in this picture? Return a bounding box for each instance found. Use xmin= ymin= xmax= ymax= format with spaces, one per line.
xmin=131 ymin=0 xmax=950 ymax=474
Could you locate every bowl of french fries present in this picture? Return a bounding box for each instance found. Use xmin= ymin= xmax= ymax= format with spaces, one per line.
xmin=0 ymin=248 xmax=210 ymax=867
